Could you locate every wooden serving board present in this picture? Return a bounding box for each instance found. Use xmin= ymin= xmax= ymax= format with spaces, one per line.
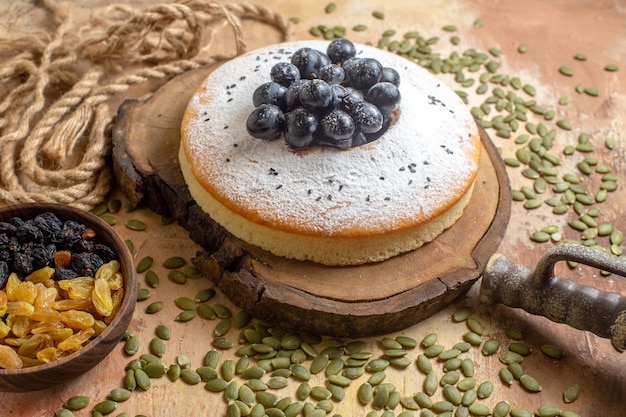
xmin=112 ymin=63 xmax=511 ymax=337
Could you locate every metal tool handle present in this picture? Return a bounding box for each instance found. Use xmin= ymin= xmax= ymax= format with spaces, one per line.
xmin=480 ymin=244 xmax=626 ymax=351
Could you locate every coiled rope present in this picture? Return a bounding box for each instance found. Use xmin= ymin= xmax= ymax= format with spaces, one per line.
xmin=0 ymin=0 xmax=290 ymax=210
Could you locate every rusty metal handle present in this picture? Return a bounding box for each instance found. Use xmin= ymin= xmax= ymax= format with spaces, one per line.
xmin=480 ymin=244 xmax=626 ymax=351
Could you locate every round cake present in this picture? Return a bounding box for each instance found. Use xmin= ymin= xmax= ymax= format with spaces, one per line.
xmin=179 ymin=40 xmax=481 ymax=266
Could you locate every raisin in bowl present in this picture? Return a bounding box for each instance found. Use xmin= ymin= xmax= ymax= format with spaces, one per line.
xmin=0 ymin=203 xmax=136 ymax=392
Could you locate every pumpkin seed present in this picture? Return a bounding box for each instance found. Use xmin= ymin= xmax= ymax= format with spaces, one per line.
xmin=424 ymin=344 xmax=444 ymax=358
xmin=108 ymin=388 xmax=131 ymax=403
xmin=476 ymin=381 xmax=494 ymax=399
xmin=535 ymin=405 xmax=560 ymax=417
xmin=166 ymin=363 xmax=180 ymax=382
xmin=213 ymin=304 xmax=232 ymax=319
xmin=125 ymin=219 xmax=146 ymax=231
xmin=64 ymin=396 xmax=91 ymax=411
xmin=195 ymin=288 xmax=216 ymax=303
xmin=541 ymin=344 xmax=564 ymax=359
xmin=149 ymin=337 xmax=166 ymax=357
xmin=174 ymin=296 xmax=196 ymax=311
xmin=481 ymin=338 xmax=501 ymax=355
xmin=432 ymin=400 xmax=454 ymax=413
xmin=444 ymin=357 xmax=462 ymax=371
xmin=123 ymin=369 xmax=137 ymax=391
xmin=563 ymin=383 xmax=580 ymax=403
xmin=136 ymin=256 xmax=153 ymax=273
xmin=124 ymin=335 xmax=139 ymax=355
xmin=55 ymin=409 xmax=75 ymax=417
xmin=366 ymin=358 xmax=390 ymax=372
xmin=134 ymin=368 xmax=150 ymax=390
xmin=162 ymin=256 xmax=186 ymax=269
xmin=423 ymin=370 xmax=438 ymax=395
xmin=168 ymin=270 xmax=187 ymax=284
xmin=291 ymin=364 xmax=311 ymax=381
xmin=499 ymin=367 xmax=514 ymax=385
xmin=520 ymin=374 xmax=542 ymax=392
xmin=438 ymin=348 xmax=460 ymax=360
xmin=175 ymin=310 xmax=196 ymax=322
xmin=441 ymin=370 xmax=460 ymax=386
xmin=443 ymin=385 xmax=462 ymax=405
xmin=206 ymin=378 xmax=228 ymax=392
xmin=510 ymin=408 xmax=534 ymax=417
xmin=468 ymin=403 xmax=491 ymax=416
xmin=93 ymin=400 xmax=117 ymax=414
xmin=463 ymin=331 xmax=482 ymax=346
xmin=155 ymin=324 xmax=171 ymax=340
xmin=558 ymin=66 xmax=573 ymax=76
xmin=509 ymin=342 xmax=532 ymax=356
xmin=372 ymin=10 xmax=385 ymax=19
xmin=421 ymin=332 xmax=438 ymax=347
xmin=214 ymin=319 xmax=231 ymax=337
xmin=197 ymin=304 xmax=217 ymax=320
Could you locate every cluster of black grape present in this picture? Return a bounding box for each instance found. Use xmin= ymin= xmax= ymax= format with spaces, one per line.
xmin=246 ymin=38 xmax=401 ymax=150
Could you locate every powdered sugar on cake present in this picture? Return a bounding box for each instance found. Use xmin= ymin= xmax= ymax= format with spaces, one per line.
xmin=182 ymin=41 xmax=479 ymax=237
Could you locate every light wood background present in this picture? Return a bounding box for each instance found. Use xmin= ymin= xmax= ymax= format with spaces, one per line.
xmin=2 ymin=1 xmax=625 ymax=416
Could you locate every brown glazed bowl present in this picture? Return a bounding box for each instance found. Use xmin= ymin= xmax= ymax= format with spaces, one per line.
xmin=0 ymin=203 xmax=137 ymax=391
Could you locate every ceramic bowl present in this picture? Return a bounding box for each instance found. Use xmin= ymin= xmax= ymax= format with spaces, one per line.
xmin=0 ymin=203 xmax=136 ymax=391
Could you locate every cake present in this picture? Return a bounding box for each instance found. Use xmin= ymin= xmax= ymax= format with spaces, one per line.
xmin=179 ymin=39 xmax=481 ymax=266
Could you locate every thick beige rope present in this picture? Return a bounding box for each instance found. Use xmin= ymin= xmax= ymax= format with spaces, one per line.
xmin=0 ymin=0 xmax=291 ymax=210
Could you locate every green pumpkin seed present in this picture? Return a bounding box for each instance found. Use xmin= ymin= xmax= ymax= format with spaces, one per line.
xmin=458 ymin=386 xmax=476 ymax=407
xmin=366 ymin=358 xmax=390 ymax=372
xmin=310 ymin=386 xmax=332 ymax=401
xmin=55 ymin=409 xmax=75 ymax=417
xmin=506 ymin=361 xmax=523 ymax=380
xmin=125 ymin=219 xmax=146 ymax=231
xmin=155 ymin=324 xmax=171 ymax=340
xmin=166 ymin=363 xmax=180 ymax=381
xmin=206 ymin=378 xmax=228 ymax=392
xmin=141 ymin=271 xmax=159 ymax=289
xmin=167 ymin=270 xmax=187 ymax=284
xmin=108 ymin=388 xmax=131 ymax=402
xmin=93 ymin=400 xmax=117 ymax=414
xmin=421 ymin=332 xmax=438 ymax=347
xmin=481 ymin=338 xmax=500 ymax=356
xmin=149 ymin=337 xmax=166 ymax=357
xmin=463 ymin=331 xmax=482 ymax=346
xmin=123 ymin=369 xmax=136 ymax=391
xmin=444 ymin=357 xmax=462 ymax=372
xmin=162 ymin=256 xmax=186 ymax=269
xmin=423 ymin=370 xmax=438 ymax=395
xmin=563 ymin=383 xmax=580 ymax=403
xmin=520 ymin=374 xmax=543 ymax=392
xmin=197 ymin=304 xmax=217 ymax=320
xmin=214 ymin=319 xmax=231 ymax=337
xmin=212 ymin=304 xmax=232 ymax=319
xmin=443 ymin=385 xmax=462 ymax=405
xmin=536 ymin=405 xmax=559 ymax=417
xmin=195 ymin=288 xmax=216 ymax=303
xmin=541 ymin=344 xmax=564 ymax=359
xmin=134 ymin=368 xmax=150 ymax=391
xmin=509 ymin=342 xmax=532 ymax=356
xmin=476 ymin=381 xmax=494 ymax=399
xmin=64 ymin=396 xmax=91 ymax=411
xmin=558 ymin=66 xmax=574 ymax=76
xmin=510 ymin=408 xmax=534 ymax=417
xmin=174 ymin=296 xmax=196 ymax=311
xmin=175 ymin=310 xmax=196 ymax=322
xmin=135 ymin=287 xmax=150 ymax=301
xmin=524 ymin=198 xmax=542 ymax=209
xmin=468 ymin=403 xmax=491 ymax=416
xmin=124 ymin=335 xmax=139 ymax=355
xmin=438 ymin=348 xmax=460 ymax=360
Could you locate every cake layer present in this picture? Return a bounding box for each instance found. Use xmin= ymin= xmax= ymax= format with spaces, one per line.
xmin=180 ymin=40 xmax=481 ymax=264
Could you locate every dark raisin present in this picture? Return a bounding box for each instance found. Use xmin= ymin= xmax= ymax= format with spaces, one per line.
xmin=15 ymin=220 xmax=43 ymax=243
xmin=54 ymin=267 xmax=79 ymax=280
xmin=0 ymin=222 xmax=17 ymax=234
xmin=62 ymin=220 xmax=86 ymax=250
xmin=70 ymin=252 xmax=103 ymax=277
xmin=93 ymin=243 xmax=117 ymax=263
xmin=13 ymin=252 xmax=34 ymax=277
xmin=34 ymin=212 xmax=64 ymax=244
xmin=0 ymin=261 xmax=9 ymax=288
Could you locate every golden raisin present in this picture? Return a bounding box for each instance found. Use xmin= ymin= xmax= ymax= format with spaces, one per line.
xmin=0 ymin=345 xmax=23 ymax=369
xmin=53 ymin=251 xmax=72 ymax=269
xmin=60 ymin=310 xmax=95 ymax=330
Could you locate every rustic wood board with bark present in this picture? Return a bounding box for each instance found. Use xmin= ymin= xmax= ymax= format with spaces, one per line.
xmin=111 ymin=61 xmax=511 ymax=338
xmin=3 ymin=0 xmax=626 ymax=416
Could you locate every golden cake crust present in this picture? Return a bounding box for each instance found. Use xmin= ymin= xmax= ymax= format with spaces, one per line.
xmin=180 ymin=41 xmax=481 ymax=265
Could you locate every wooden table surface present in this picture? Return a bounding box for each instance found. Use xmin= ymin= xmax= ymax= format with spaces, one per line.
xmin=2 ymin=1 xmax=625 ymax=416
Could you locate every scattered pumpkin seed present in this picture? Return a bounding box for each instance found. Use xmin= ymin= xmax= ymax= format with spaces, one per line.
xmin=163 ymin=256 xmax=186 ymax=269
xmin=136 ymin=256 xmax=153 ymax=273
xmin=125 ymin=219 xmax=146 ymax=231
xmin=520 ymin=374 xmax=543 ymax=392
xmin=64 ymin=396 xmax=91 ymax=411
xmin=176 ymin=310 xmax=196 ymax=322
